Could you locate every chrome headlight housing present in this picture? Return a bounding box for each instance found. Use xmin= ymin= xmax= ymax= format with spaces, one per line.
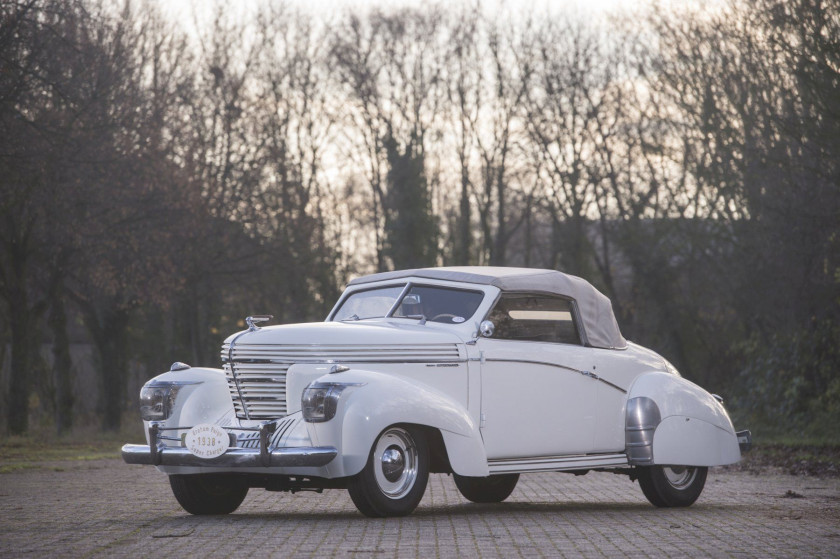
xmin=139 ymin=381 xmax=199 ymax=421
xmin=302 ymin=382 xmax=363 ymax=423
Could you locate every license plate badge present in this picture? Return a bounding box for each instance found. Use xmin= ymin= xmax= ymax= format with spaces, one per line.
xmin=184 ymin=424 xmax=229 ymax=459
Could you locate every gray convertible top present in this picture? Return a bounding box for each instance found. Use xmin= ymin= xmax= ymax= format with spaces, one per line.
xmin=349 ymin=267 xmax=627 ymax=349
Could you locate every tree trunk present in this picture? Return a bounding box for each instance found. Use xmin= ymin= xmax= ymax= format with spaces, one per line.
xmin=455 ymin=171 xmax=472 ymax=265
xmin=79 ymin=300 xmax=131 ymax=432
xmin=4 ymin=249 xmax=45 ymax=434
xmin=491 ymin=171 xmax=507 ymax=266
xmin=7 ymin=300 xmax=37 ymax=434
xmin=99 ymin=309 xmax=130 ymax=431
xmin=48 ymin=278 xmax=74 ymax=435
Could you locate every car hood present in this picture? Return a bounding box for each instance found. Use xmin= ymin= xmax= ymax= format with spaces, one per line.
xmin=223 ymin=320 xmax=466 ymax=348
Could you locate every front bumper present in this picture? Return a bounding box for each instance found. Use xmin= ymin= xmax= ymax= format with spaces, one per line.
xmin=121 ymin=420 xmax=336 ymax=468
xmin=121 ymin=443 xmax=337 ymax=468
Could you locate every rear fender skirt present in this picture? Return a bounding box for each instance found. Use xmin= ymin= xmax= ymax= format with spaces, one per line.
xmin=626 ymin=372 xmax=741 ymax=466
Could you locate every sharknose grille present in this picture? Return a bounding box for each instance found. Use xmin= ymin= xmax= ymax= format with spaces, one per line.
xmin=224 ymin=362 xmax=290 ymax=419
xmin=221 ymin=343 xmax=462 ymax=419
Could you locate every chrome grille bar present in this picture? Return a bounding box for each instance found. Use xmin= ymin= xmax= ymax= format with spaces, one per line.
xmin=221 ymin=343 xmax=462 ymax=363
xmin=226 ymin=330 xmax=253 ymax=420
xmin=224 ymin=363 xmax=289 ymax=419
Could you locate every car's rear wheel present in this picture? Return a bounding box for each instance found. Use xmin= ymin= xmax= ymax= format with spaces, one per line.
xmin=347 ymin=425 xmax=429 ymax=517
xmin=169 ymin=474 xmax=248 ymax=515
xmin=637 ymin=465 xmax=707 ymax=507
xmin=453 ymin=473 xmax=519 ymax=503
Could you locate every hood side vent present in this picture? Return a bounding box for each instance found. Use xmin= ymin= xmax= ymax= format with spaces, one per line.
xmin=221 ymin=343 xmax=462 ymax=363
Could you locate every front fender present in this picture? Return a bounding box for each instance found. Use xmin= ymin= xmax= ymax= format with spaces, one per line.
xmin=142 ymin=367 xmax=233 ymax=443
xmin=308 ymin=369 xmax=489 ymax=477
xmin=627 ymin=372 xmax=741 ymax=466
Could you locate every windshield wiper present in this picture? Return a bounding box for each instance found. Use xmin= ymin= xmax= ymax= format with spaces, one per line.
xmin=340 ymin=314 xmax=383 ymax=322
xmin=403 ymin=314 xmax=427 ymax=325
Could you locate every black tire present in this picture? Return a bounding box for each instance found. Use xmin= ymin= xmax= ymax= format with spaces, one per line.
xmin=637 ymin=465 xmax=708 ymax=507
xmin=169 ymin=474 xmax=249 ymax=515
xmin=347 ymin=425 xmax=429 ymax=517
xmin=453 ymin=473 xmax=519 ymax=503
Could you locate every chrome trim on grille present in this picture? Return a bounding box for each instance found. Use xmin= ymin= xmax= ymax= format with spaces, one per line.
xmin=223 ymin=362 xmax=290 ymax=419
xmin=226 ymin=329 xmax=254 ymax=420
xmin=221 ymin=342 xmax=462 ymax=420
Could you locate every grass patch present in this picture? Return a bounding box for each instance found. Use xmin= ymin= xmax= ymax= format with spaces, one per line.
xmin=3 ymin=424 xmax=838 ymax=477
xmin=729 ymin=442 xmax=840 ymax=477
xmin=0 ymin=423 xmax=144 ymax=474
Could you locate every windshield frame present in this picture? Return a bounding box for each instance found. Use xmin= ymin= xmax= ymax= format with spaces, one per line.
xmin=328 ymin=281 xmax=487 ymax=324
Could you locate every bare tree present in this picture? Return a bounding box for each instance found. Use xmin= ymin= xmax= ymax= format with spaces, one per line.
xmin=251 ymin=2 xmax=340 ymax=318
xmin=331 ymin=7 xmax=443 ymax=270
xmin=647 ymin=0 xmax=839 ymax=335
xmin=522 ymin=18 xmax=610 ymax=276
xmin=0 ymin=0 xmax=92 ymax=433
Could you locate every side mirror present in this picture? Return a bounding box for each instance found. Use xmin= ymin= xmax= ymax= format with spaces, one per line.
xmin=479 ymin=320 xmax=495 ymax=338
xmin=402 ymin=294 xmax=422 ymax=305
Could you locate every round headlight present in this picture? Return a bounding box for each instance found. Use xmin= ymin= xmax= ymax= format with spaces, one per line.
xmin=139 ymin=381 xmax=200 ymax=421
xmin=301 ymin=382 xmax=363 ymax=423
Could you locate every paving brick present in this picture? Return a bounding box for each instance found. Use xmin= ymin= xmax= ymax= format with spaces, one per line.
xmin=0 ymin=459 xmax=838 ymax=558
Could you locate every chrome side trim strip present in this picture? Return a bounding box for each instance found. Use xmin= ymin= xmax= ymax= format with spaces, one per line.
xmin=483 ymin=358 xmax=627 ymax=394
xmin=222 ymin=343 xmax=463 ymax=351
xmin=231 ymin=358 xmax=467 ymax=365
xmin=121 ymin=444 xmax=338 ymax=468
xmin=484 ymin=357 xmax=579 ymax=374
xmin=488 ymin=453 xmax=628 ymax=474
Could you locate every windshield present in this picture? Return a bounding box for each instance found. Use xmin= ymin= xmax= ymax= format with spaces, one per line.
xmin=332 ymin=285 xmax=404 ymax=321
xmin=332 ymin=284 xmax=485 ymax=324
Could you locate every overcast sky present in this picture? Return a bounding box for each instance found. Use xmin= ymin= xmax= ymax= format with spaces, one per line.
xmin=152 ymin=0 xmax=640 ymax=28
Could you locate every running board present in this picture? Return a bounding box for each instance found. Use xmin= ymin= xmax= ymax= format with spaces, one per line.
xmin=488 ymin=453 xmax=629 ymax=474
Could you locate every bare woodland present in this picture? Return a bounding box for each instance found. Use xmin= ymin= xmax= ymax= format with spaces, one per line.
xmin=1 ymin=0 xmax=838 ymax=439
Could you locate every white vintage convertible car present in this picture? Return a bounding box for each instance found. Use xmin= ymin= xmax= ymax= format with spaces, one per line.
xmin=123 ymin=267 xmax=751 ymax=517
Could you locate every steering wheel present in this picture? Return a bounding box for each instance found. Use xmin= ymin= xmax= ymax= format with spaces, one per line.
xmin=430 ymin=313 xmax=457 ymax=322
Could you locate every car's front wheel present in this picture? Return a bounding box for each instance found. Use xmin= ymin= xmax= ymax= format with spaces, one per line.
xmin=169 ymin=474 xmax=249 ymax=515
xmin=347 ymin=425 xmax=429 ymax=517
xmin=453 ymin=473 xmax=519 ymax=503
xmin=636 ymin=465 xmax=707 ymax=507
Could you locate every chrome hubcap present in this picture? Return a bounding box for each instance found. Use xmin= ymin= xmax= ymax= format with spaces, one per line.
xmin=373 ymin=428 xmax=417 ymax=499
xmin=381 ymin=447 xmax=405 ymax=482
xmin=663 ymin=466 xmax=697 ymax=489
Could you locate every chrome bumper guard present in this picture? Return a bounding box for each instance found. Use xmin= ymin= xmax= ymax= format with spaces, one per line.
xmin=737 ymin=430 xmax=752 ymax=453
xmin=121 ymin=421 xmax=337 ymax=468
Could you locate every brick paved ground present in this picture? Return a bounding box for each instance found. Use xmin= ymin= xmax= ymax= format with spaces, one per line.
xmin=1 ymin=459 xmax=838 ymax=558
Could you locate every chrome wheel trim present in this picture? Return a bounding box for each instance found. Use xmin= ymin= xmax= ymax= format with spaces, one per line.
xmin=662 ymin=466 xmax=697 ymax=490
xmin=381 ymin=448 xmax=405 ymax=482
xmin=373 ymin=428 xmax=418 ymax=499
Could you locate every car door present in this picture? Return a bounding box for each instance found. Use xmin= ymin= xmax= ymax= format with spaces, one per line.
xmin=477 ymin=293 xmax=598 ymax=459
